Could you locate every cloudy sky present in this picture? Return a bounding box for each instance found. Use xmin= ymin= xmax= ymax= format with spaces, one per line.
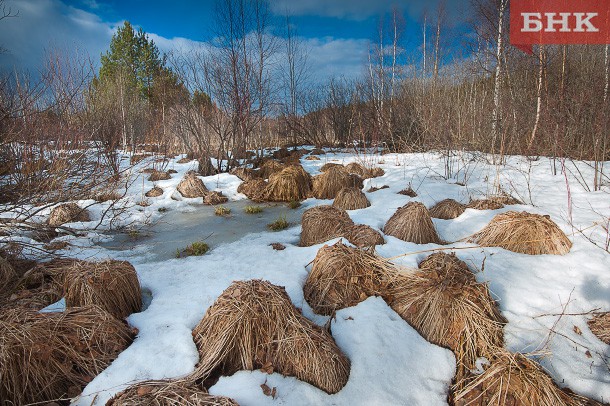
xmin=0 ymin=0 xmax=470 ymax=82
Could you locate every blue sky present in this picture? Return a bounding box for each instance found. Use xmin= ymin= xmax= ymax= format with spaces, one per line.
xmin=0 ymin=0 xmax=471 ymax=82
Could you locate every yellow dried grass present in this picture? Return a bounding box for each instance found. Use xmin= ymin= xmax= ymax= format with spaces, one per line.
xmin=190 ymin=280 xmax=350 ymax=394
xmin=383 ymin=202 xmax=441 ymax=244
xmin=467 ymin=199 xmax=505 ymax=210
xmin=0 ymin=256 xmax=16 ymax=293
xmin=343 ymin=224 xmax=385 ymax=248
xmin=319 ymin=163 xmax=343 ymax=172
xmin=588 ymin=312 xmax=610 ymax=345
xmin=344 ymin=162 xmax=369 ymax=178
xmin=261 ymin=165 xmax=312 ymax=202
xmin=0 ymin=306 xmax=133 ymax=405
xmin=429 ymin=199 xmax=466 ymax=219
xmin=258 ymin=160 xmax=285 ymax=179
xmin=48 ymin=203 xmax=90 ymax=227
xmin=304 ymin=242 xmax=397 ymax=315
xmin=204 ymin=191 xmax=229 ymax=206
xmin=64 ymin=260 xmax=142 ymax=320
xmin=386 ymin=252 xmax=505 ymax=385
xmin=145 ymin=186 xmax=163 ymax=198
xmin=312 ymin=167 xmax=353 ymax=199
xmin=454 ymin=351 xmax=584 ymax=406
xmin=108 ymin=380 xmax=238 ymax=406
xmin=300 ymin=205 xmax=354 ymax=247
xmin=177 ymin=171 xmax=209 ymax=198
xmin=148 ymin=170 xmax=172 ymax=181
xmin=237 ymin=179 xmax=267 ymax=202
xmin=332 ymin=187 xmax=370 ymax=210
xmin=469 ymin=211 xmax=572 ymax=255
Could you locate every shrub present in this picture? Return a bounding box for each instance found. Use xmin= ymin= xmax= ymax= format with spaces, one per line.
xmin=182 ymin=241 xmax=210 ymax=257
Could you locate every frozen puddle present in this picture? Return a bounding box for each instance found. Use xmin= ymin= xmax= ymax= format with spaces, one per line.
xmin=98 ymin=200 xmax=305 ymax=262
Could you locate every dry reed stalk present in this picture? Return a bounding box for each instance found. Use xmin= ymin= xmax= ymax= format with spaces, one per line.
xmin=0 ymin=306 xmax=133 ymax=405
xmin=108 ymin=380 xmax=238 ymax=406
xmin=148 ymin=170 xmax=172 ymax=182
xmin=237 ymin=179 xmax=267 ymax=202
xmin=343 ymin=224 xmax=385 ymax=248
xmin=300 ymin=205 xmax=354 ymax=247
xmin=48 ymin=203 xmax=91 ymax=227
xmin=588 ymin=312 xmax=610 ymax=345
xmin=177 ymin=171 xmax=209 ymax=198
xmin=429 ymin=199 xmax=466 ymax=219
xmin=319 ymin=163 xmax=343 ymax=172
xmin=312 ymin=167 xmax=353 ymax=199
xmin=145 ymin=186 xmax=163 ymax=198
xmin=469 ymin=211 xmax=572 ymax=255
xmin=204 ymin=191 xmax=229 ymax=206
xmin=332 ymin=187 xmax=370 ymax=210
xmin=304 ymin=242 xmax=397 ymax=315
xmin=385 ymin=252 xmax=505 ymax=385
xmin=262 ymin=165 xmax=312 ymax=202
xmin=64 ymin=260 xmax=142 ymax=320
xmin=383 ymin=202 xmax=441 ymax=244
xmin=454 ymin=351 xmax=585 ymax=406
xmin=190 ymin=280 xmax=350 ymax=394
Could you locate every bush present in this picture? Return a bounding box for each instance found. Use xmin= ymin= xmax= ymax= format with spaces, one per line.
xmin=268 ymin=215 xmax=289 ymax=231
xmin=215 ymin=206 xmax=231 ymax=216
xmin=244 ymin=205 xmax=263 ymax=214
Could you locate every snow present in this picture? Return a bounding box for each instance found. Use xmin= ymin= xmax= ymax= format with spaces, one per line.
xmin=2 ymin=150 xmax=610 ymax=405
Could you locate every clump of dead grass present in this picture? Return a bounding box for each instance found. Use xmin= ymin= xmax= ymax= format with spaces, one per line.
xmin=0 ymin=306 xmax=133 ymax=405
xmin=177 ymin=171 xmax=209 ymax=198
xmin=344 ymin=162 xmax=370 ymax=178
xmin=319 ymin=162 xmax=343 ymax=172
xmin=108 ymin=380 xmax=238 ymax=405
xmin=204 ymin=191 xmax=229 ymax=206
xmin=237 ymin=178 xmax=267 ymax=202
xmin=145 ymin=186 xmax=163 ymax=198
xmin=48 ymin=203 xmax=90 ymax=227
xmin=386 ymin=252 xmax=505 ymax=385
xmin=469 ymin=211 xmax=572 ymax=255
xmin=398 ymin=186 xmax=417 ymax=197
xmin=305 ymin=155 xmax=321 ymax=161
xmin=0 ymin=256 xmax=16 ymax=294
xmin=230 ymin=167 xmax=255 ymax=181
xmin=147 ymin=170 xmax=172 ymax=181
xmin=300 ymin=205 xmax=354 ymax=246
xmin=383 ymin=202 xmax=441 ymax=244
xmin=429 ymin=199 xmax=465 ymax=219
xmin=64 ymin=260 xmax=142 ymax=320
xmin=312 ymin=166 xmax=352 ymax=199
xmin=190 ymin=280 xmax=350 ymax=394
xmin=369 ymin=167 xmax=385 ymax=178
xmin=258 ymin=160 xmax=285 ymax=179
xmin=262 ymin=165 xmax=312 ymax=202
xmin=332 ymin=187 xmax=370 ymax=210
xmin=343 ymin=224 xmax=385 ymax=248
xmin=304 ymin=241 xmax=396 ymax=315
xmin=467 ymin=199 xmax=505 ymax=210
xmin=588 ymin=312 xmax=610 ymax=345
xmin=454 ymin=351 xmax=583 ymax=406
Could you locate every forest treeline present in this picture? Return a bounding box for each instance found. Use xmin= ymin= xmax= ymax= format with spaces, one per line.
xmin=1 ymin=0 xmax=609 ymax=205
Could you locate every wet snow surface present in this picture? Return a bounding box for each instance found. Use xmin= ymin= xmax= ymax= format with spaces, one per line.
xmin=7 ymin=150 xmax=610 ymax=405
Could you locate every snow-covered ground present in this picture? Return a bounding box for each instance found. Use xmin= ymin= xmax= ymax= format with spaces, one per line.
xmin=3 ymin=150 xmax=610 ymax=405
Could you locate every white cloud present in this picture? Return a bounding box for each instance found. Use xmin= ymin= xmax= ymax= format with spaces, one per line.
xmin=303 ymin=36 xmax=368 ymax=81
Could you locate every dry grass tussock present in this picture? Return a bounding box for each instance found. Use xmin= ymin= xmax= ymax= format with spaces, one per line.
xmin=230 ymin=167 xmax=255 ymax=181
xmin=467 ymin=199 xmax=505 ymax=210
xmin=319 ymin=162 xmax=343 ymax=172
xmin=148 ymin=170 xmax=172 ymax=181
xmin=332 ymin=187 xmax=370 ymax=210
xmin=429 ymin=199 xmax=465 ymax=219
xmin=0 ymin=306 xmax=133 ymax=405
xmin=383 ymin=202 xmax=441 ymax=244
xmin=258 ymin=160 xmax=285 ymax=179
xmin=305 ymin=155 xmax=320 ymax=161
xmin=177 ymin=171 xmax=209 ymax=198
xmin=454 ymin=351 xmax=593 ymax=406
xmin=386 ymin=252 xmax=505 ymax=385
xmin=108 ymin=379 xmax=238 ymax=406
xmin=304 ymin=241 xmax=397 ymax=315
xmin=262 ymin=165 xmax=312 ymax=202
xmin=344 ymin=162 xmax=370 ymax=178
xmin=48 ymin=203 xmax=90 ymax=227
xmin=398 ymin=186 xmax=417 ymax=197
xmin=64 ymin=260 xmax=142 ymax=320
xmin=204 ymin=191 xmax=229 ymax=205
xmin=588 ymin=312 xmax=610 ymax=345
xmin=145 ymin=186 xmax=163 ymax=198
xmin=343 ymin=224 xmax=385 ymax=248
xmin=312 ymin=167 xmax=353 ymax=199
xmin=469 ymin=211 xmax=572 ymax=255
xmin=190 ymin=280 xmax=350 ymax=394
xmin=300 ymin=205 xmax=354 ymax=246
xmin=237 ymin=179 xmax=267 ymax=202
